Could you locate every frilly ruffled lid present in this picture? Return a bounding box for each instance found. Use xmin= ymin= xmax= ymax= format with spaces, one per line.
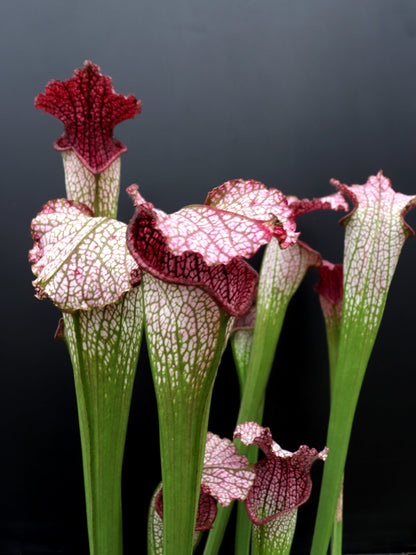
xmin=234 ymin=422 xmax=328 ymax=526
xmin=35 ymin=61 xmax=142 ymax=174
xmin=126 ymin=180 xmax=299 ymax=316
xmin=287 ymin=191 xmax=349 ymax=219
xmin=29 ymin=198 xmax=139 ymax=311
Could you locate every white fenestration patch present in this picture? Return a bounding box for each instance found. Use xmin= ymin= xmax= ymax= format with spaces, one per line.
xmin=337 ymin=172 xmax=416 ymax=333
xmin=157 ymin=206 xmax=274 ymax=266
xmin=202 ymin=432 xmax=255 ymax=506
xmin=140 ymin=179 xmax=299 ymax=267
xmin=251 ymin=510 xmax=297 ymax=554
xmin=206 ymin=179 xmax=297 ymax=247
xmin=258 ymin=238 xmax=321 ymax=315
xmin=62 ymin=150 xmax=121 ymax=219
xmin=143 ymin=274 xmax=229 ymax=391
xmin=30 ymin=200 xmax=137 ymax=311
xmin=63 ymin=287 xmax=143 ymax=391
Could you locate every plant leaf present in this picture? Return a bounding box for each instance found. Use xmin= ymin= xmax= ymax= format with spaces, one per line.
xmin=202 ymin=431 xmax=256 ymax=507
xmin=29 ymin=198 xmax=139 ymax=311
xmin=126 ymin=188 xmax=259 ymax=316
xmin=148 ymin=484 xmax=203 ymax=553
xmin=35 ymin=61 xmax=142 ymax=174
xmin=287 ymin=191 xmax=349 ymax=218
xmin=205 ymin=179 xmax=299 ymax=248
xmin=63 ymin=285 xmax=143 ymax=554
xmin=61 ymin=150 xmax=121 ymax=218
xmin=315 ymin=260 xmax=343 ymax=385
xmin=234 ymin=422 xmax=328 ymax=526
xmin=311 ymin=172 xmax=416 ymax=555
xmin=142 ymin=273 xmax=233 ymax=553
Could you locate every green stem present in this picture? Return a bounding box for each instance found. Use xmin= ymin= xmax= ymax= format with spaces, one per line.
xmin=331 ymin=480 xmax=343 ymax=555
xmin=143 ymin=275 xmax=231 ymax=555
xmin=310 ymin=356 xmax=362 ymax=555
xmin=235 ymin=502 xmax=252 ymax=555
xmin=58 ymin=148 xmax=136 ymax=554
xmin=157 ymin=379 xmax=216 ymax=555
xmin=63 ymin=289 xmax=143 ymax=555
xmin=327 ymin=321 xmax=343 ymax=555
xmin=318 ymin=288 xmax=343 ymax=555
xmin=238 ymin=240 xmax=320 ymax=426
xmin=202 ymin=504 xmax=233 ymax=555
xmin=205 ymin=240 xmax=317 ymax=555
xmin=148 ymin=483 xmax=203 ymax=555
xmin=311 ymin=264 xmax=388 ymax=555
xmin=311 ymin=287 xmax=390 ymax=555
xmin=311 ymin=174 xmax=416 ymax=555
xmin=237 ymin=248 xmax=291 ymax=424
xmin=326 ymin=320 xmax=341 ymax=395
xmin=231 ymin=329 xmax=253 ymax=397
xmin=234 ymin=242 xmax=316 ymax=551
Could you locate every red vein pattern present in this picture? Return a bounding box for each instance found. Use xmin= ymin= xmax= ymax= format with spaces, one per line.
xmin=126 ymin=179 xmax=304 ymax=316
xmin=310 ymin=173 xmax=416 ymax=555
xmin=205 ymin=179 xmax=298 ymax=248
xmin=230 ymin=190 xmax=348 ymax=345
xmin=234 ymin=422 xmax=328 ymax=526
xmin=202 ymin=431 xmax=255 ymax=506
xmin=287 ymin=191 xmax=349 ymax=219
xmin=333 ymin=171 xmax=416 ymax=331
xmin=127 ymin=192 xmax=259 ymax=317
xmin=35 ymin=61 xmax=142 ymax=174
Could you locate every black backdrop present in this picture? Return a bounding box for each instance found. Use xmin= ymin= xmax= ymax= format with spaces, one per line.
xmin=1 ymin=1 xmax=416 ymax=553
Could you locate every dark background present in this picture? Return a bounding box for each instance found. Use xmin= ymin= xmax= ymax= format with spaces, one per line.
xmin=1 ymin=0 xmax=416 ymax=553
